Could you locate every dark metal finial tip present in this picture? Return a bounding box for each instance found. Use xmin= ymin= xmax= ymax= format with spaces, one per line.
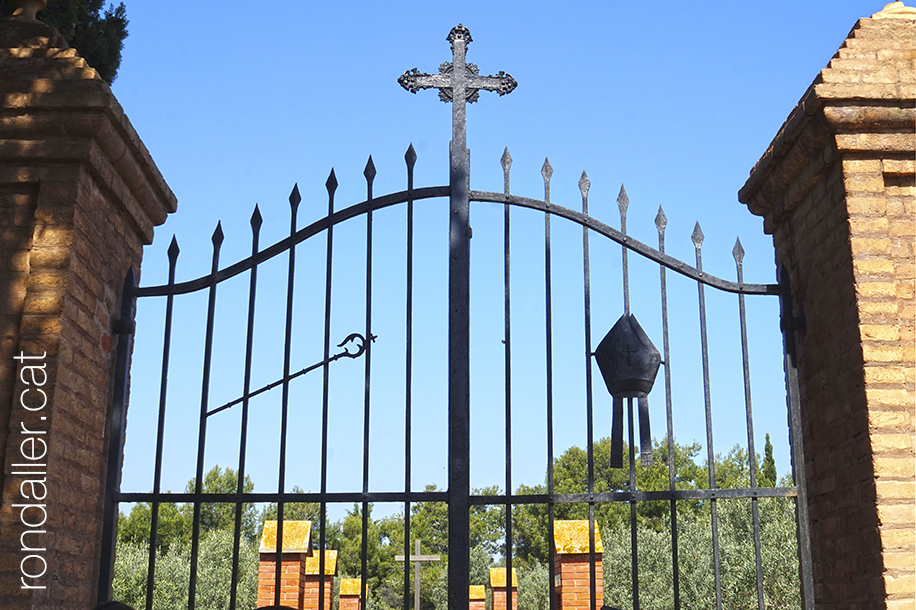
xmin=364 ymin=156 xmax=377 ymax=183
xmin=405 ymin=143 xmax=417 ymax=168
xmin=326 ymin=169 xmax=338 ymax=195
xmin=167 ymin=235 xmax=180 ymax=261
xmin=733 ymin=237 xmax=745 ymax=263
xmin=501 ymin=147 xmax=512 ymax=171
xmin=289 ymin=184 xmax=301 ymax=209
xmin=578 ymin=171 xmax=590 ymax=197
xmin=447 ymin=24 xmax=472 ymax=46
xmin=541 ymin=158 xmax=553 ymax=181
xmin=655 ymin=206 xmax=667 ymax=234
xmin=617 ymin=185 xmax=629 ymax=215
xmin=691 ymin=222 xmax=704 ymax=249
xmin=250 ymin=204 xmax=263 ymax=231
xmin=212 ymin=222 xmax=224 ymax=248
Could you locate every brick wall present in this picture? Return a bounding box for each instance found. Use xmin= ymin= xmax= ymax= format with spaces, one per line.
xmin=0 ymin=15 xmax=175 ymax=609
xmin=738 ymin=8 xmax=915 ymax=608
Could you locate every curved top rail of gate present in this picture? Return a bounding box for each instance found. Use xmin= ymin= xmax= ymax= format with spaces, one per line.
xmin=136 ymin=147 xmax=779 ymax=298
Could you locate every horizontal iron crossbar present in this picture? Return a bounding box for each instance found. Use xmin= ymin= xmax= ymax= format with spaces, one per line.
xmin=117 ymin=486 xmax=796 ymax=506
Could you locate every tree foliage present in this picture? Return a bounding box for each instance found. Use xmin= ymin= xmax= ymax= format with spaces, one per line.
xmin=114 ymin=437 xmax=801 ymax=610
xmin=0 ymin=0 xmax=128 ymax=84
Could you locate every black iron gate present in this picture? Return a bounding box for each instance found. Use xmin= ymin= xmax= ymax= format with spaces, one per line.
xmin=99 ymin=24 xmax=813 ymax=610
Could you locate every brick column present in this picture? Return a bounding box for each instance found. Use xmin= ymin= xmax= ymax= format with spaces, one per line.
xmin=738 ymin=5 xmax=915 ymax=607
xmin=303 ymin=550 xmax=338 ymax=610
xmin=257 ymin=521 xmax=314 ymax=609
xmin=469 ymin=585 xmax=486 ymax=610
xmin=552 ymin=520 xmax=603 ymax=610
xmin=0 ymin=14 xmax=175 ymax=610
xmin=489 ymin=568 xmax=517 ymax=610
xmin=339 ymin=578 xmax=361 ymax=610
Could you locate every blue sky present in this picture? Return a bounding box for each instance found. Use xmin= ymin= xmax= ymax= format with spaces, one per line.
xmin=112 ymin=1 xmax=883 ymax=512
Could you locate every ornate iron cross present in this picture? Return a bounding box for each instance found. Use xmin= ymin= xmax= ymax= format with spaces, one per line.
xmin=398 ymin=23 xmax=517 ymax=153
xmin=399 ymin=25 xmax=516 ymax=610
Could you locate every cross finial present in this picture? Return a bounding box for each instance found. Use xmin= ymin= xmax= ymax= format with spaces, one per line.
xmin=398 ymin=24 xmax=516 ymax=151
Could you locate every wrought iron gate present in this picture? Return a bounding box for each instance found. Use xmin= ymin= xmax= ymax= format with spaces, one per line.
xmin=99 ymin=24 xmax=814 ymax=610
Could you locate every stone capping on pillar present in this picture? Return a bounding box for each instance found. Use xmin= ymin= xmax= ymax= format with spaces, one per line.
xmin=489 ymin=567 xmax=518 ymax=610
xmin=737 ymin=6 xmax=915 ymax=608
xmin=553 ymin=520 xmax=604 ymax=609
xmin=469 ymin=584 xmax=486 ymax=610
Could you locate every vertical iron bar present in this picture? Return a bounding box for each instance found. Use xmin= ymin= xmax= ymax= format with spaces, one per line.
xmin=274 ymin=186 xmax=301 ymax=605
xmin=734 ymin=239 xmax=765 ymax=610
xmin=404 ymin=145 xmax=416 ymax=610
xmin=189 ymin=225 xmax=224 ymax=609
xmin=319 ymin=172 xmax=337 ymax=610
xmin=145 ymin=239 xmax=178 ymax=610
xmin=618 ymin=186 xmax=639 ymax=610
xmin=656 ymin=207 xmax=680 ymax=610
xmin=502 ymin=148 xmax=514 ymax=606
xmin=779 ymin=266 xmax=815 ymax=609
xmin=447 ymin=31 xmax=472 ymax=610
xmin=578 ymin=172 xmax=597 ymax=610
xmin=692 ymin=223 xmax=722 ymax=610
xmin=542 ymin=159 xmax=557 ymax=610
xmin=230 ymin=207 xmax=262 ymax=610
xmin=361 ymin=158 xmax=376 ymax=607
xmin=97 ymin=268 xmax=136 ymax=604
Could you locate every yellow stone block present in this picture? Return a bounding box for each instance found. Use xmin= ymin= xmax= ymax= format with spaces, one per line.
xmin=877 ymin=480 xmax=916 ymax=501
xmin=847 ymin=196 xmax=887 ymax=215
xmin=861 ymin=325 xmax=902 ymax=341
xmin=883 ymin=551 xmax=916 ymax=572
xmin=260 ymin=520 xmax=312 ymax=553
xmin=869 ymin=409 xmax=913 ymax=429
xmin=867 ymin=388 xmax=911 ymax=406
xmin=857 ymin=281 xmax=897 ymax=297
xmin=864 ymin=366 xmax=907 ymax=384
xmin=489 ymin=568 xmax=518 ymax=588
xmin=844 ymin=173 xmax=886 ymax=193
xmin=884 ymin=159 xmax=916 ymax=174
xmin=882 ymin=527 xmax=916 ymax=550
xmin=878 ymin=503 xmax=916 ymax=527
xmin=859 ymin=300 xmax=898 ymax=316
xmin=875 ymin=457 xmax=916 ymax=479
xmin=469 ymin=585 xmax=486 ymax=600
xmin=872 ymin=434 xmax=916 ymax=452
xmin=553 ymin=520 xmax=604 ymax=554
xmin=851 ymin=238 xmax=892 ymax=256
xmin=340 ymin=578 xmax=361 ymax=596
xmin=844 ymin=159 xmax=883 ymax=173
xmin=863 ymin=345 xmax=904 ymax=362
xmin=884 ymin=573 xmax=916 ymax=596
xmin=849 ymin=217 xmax=890 ymax=235
xmin=305 ymin=550 xmax=339 ymax=575
xmin=854 ymin=259 xmax=896 ymax=276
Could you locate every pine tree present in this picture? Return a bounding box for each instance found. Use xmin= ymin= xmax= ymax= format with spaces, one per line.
xmin=1 ymin=0 xmax=128 ymax=84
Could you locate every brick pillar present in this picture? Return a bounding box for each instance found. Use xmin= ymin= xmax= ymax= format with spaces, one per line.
xmin=738 ymin=5 xmax=915 ymax=607
xmin=0 ymin=13 xmax=175 ymax=610
xmin=489 ymin=568 xmax=517 ymax=610
xmin=257 ymin=521 xmax=314 ymax=609
xmin=303 ymin=550 xmax=338 ymax=610
xmin=469 ymin=585 xmax=486 ymax=610
xmin=339 ymin=578 xmax=361 ymax=610
xmin=552 ymin=520 xmax=603 ymax=609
